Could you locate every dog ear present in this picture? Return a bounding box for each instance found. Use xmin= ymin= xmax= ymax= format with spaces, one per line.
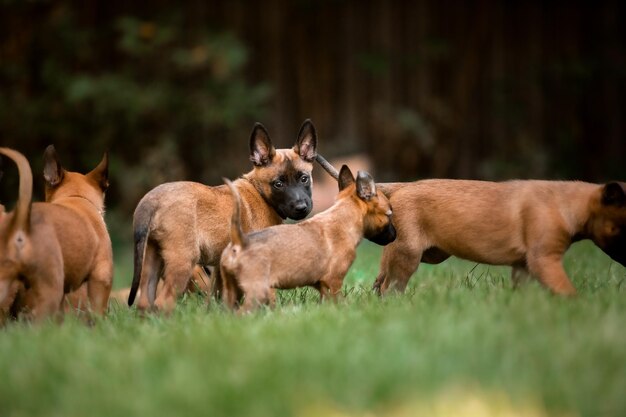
xmin=43 ymin=145 xmax=64 ymax=187
xmin=88 ymin=152 xmax=110 ymax=191
xmin=356 ymin=170 xmax=376 ymax=201
xmin=249 ymin=123 xmax=276 ymax=166
xmin=338 ymin=165 xmax=355 ymax=191
xmin=293 ymin=119 xmax=317 ymax=162
xmin=601 ymin=182 xmax=626 ymax=207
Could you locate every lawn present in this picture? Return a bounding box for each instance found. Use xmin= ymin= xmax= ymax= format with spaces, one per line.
xmin=0 ymin=240 xmax=625 ymax=417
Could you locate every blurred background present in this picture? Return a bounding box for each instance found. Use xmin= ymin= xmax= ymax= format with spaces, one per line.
xmin=1 ymin=0 xmax=625 ymax=218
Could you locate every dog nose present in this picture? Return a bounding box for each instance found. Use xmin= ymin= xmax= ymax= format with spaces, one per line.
xmin=293 ymin=202 xmax=308 ymax=214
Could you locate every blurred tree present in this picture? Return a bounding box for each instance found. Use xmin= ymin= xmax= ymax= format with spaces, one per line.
xmin=1 ymin=0 xmax=624 ymax=216
xmin=0 ymin=2 xmax=270 ymax=213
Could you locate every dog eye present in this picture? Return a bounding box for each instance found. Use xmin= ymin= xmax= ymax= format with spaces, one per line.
xmin=273 ymin=180 xmax=284 ymax=189
xmin=300 ymin=175 xmax=309 ymax=184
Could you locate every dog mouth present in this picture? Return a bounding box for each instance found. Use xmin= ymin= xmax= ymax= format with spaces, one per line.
xmin=368 ymin=223 xmax=397 ymax=246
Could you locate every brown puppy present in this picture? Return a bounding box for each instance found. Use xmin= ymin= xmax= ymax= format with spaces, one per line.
xmin=366 ymin=179 xmax=626 ymax=295
xmin=220 ymin=165 xmax=397 ymax=312
xmin=0 ymin=146 xmax=112 ymax=322
xmin=128 ymin=120 xmax=319 ymax=312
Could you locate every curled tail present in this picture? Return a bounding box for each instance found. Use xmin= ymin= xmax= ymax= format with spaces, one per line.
xmin=315 ymin=154 xmax=339 ymax=180
xmin=224 ymin=178 xmax=248 ymax=248
xmin=0 ymin=147 xmax=32 ymax=236
xmin=128 ymin=200 xmax=154 ymax=306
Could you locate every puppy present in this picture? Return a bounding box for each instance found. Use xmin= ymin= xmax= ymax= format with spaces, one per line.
xmin=128 ymin=120 xmax=319 ymax=312
xmin=0 ymin=146 xmax=112 ymax=321
xmin=368 ymin=179 xmax=626 ymax=295
xmin=220 ymin=165 xmax=396 ymax=312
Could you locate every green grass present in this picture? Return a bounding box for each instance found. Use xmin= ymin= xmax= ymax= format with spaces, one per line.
xmin=1 ymin=240 xmax=625 ymax=417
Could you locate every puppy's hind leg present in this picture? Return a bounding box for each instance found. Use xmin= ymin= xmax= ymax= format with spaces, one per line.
xmin=136 ymin=240 xmax=162 ymax=311
xmin=86 ymin=258 xmax=113 ymax=315
xmin=374 ymin=242 xmax=423 ymax=295
xmin=20 ymin=268 xmax=64 ymax=322
xmin=154 ymin=249 xmax=196 ymax=313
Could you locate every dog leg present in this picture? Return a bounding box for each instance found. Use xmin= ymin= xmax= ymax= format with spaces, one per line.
xmin=375 ymin=243 xmax=423 ymax=294
xmin=136 ymin=240 xmax=162 ymax=311
xmin=154 ymin=251 xmax=195 ymax=313
xmin=20 ymin=272 xmax=64 ymax=322
xmin=210 ymin=267 xmax=224 ymax=302
xmin=139 ymin=242 xmax=162 ymax=311
xmin=318 ymin=278 xmax=343 ymax=303
xmin=87 ymin=260 xmax=113 ymax=315
xmin=64 ymin=283 xmax=89 ymax=313
xmin=527 ymin=254 xmax=576 ymax=295
xmin=511 ymin=266 xmax=532 ymax=289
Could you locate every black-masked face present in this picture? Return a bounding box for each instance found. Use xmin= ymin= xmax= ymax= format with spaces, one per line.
xmin=248 ymin=120 xmax=317 ymax=220
xmin=267 ymin=167 xmax=313 ymax=220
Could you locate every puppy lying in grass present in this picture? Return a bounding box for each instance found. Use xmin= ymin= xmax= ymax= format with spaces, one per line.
xmin=220 ymin=165 xmax=396 ymax=312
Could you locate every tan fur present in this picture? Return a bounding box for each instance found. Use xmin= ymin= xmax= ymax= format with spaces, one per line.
xmin=0 ymin=146 xmax=112 ymax=322
xmin=130 ymin=121 xmax=318 ymax=313
xmin=220 ymin=166 xmax=395 ymax=312
xmin=373 ymin=179 xmax=626 ymax=295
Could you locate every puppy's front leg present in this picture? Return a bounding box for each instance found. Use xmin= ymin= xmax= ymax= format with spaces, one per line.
xmin=527 ymin=253 xmax=576 ymax=296
xmin=318 ymin=278 xmax=343 ymax=303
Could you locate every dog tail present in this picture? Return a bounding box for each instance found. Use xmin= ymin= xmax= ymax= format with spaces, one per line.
xmin=224 ymin=178 xmax=248 ymax=248
xmin=128 ymin=200 xmax=154 ymax=306
xmin=315 ymin=154 xmax=339 ymax=180
xmin=0 ymin=147 xmax=32 ymax=236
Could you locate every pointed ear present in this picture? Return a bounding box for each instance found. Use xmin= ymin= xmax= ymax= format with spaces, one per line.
xmin=249 ymin=123 xmax=275 ymax=166
xmin=293 ymin=119 xmax=317 ymax=162
xmin=88 ymin=152 xmax=109 ymax=191
xmin=602 ymin=182 xmax=626 ymax=206
xmin=356 ymin=170 xmax=376 ymax=201
xmin=338 ymin=165 xmax=355 ymax=191
xmin=43 ymin=145 xmax=64 ymax=187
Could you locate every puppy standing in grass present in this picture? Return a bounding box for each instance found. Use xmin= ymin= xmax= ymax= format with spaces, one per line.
xmin=220 ymin=165 xmax=396 ymax=312
xmin=313 ymin=157 xmax=626 ymax=295
xmin=129 ymin=120 xmax=318 ymax=312
xmin=368 ymin=179 xmax=626 ymax=295
xmin=0 ymin=146 xmax=112 ymax=321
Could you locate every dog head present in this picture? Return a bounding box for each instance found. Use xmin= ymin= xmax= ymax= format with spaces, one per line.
xmin=589 ymin=182 xmax=626 ymax=266
xmin=338 ymin=165 xmax=396 ymax=245
xmin=43 ymin=145 xmax=109 ymax=210
xmin=246 ymin=119 xmax=316 ymax=220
